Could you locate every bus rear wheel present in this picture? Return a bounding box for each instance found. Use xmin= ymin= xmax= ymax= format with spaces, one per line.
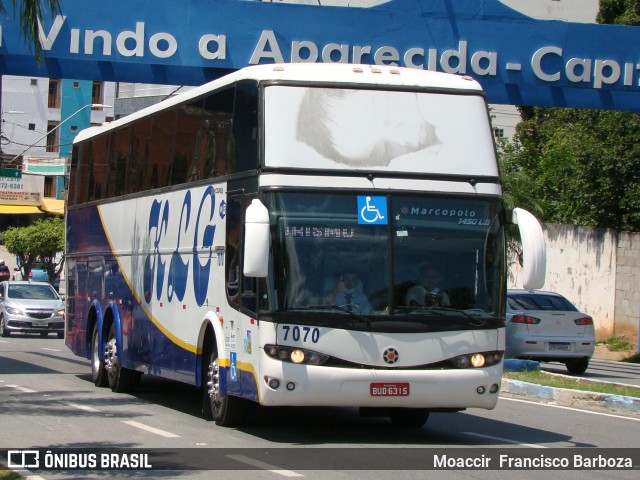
xmin=104 ymin=323 xmax=137 ymax=393
xmin=206 ymin=347 xmax=246 ymax=426
xmin=91 ymin=326 xmax=108 ymax=387
xmin=389 ymin=408 xmax=430 ymax=428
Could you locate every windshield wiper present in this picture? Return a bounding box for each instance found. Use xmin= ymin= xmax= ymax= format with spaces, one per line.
xmin=407 ymin=306 xmax=474 ymax=317
xmin=404 ymin=306 xmax=489 ymax=326
xmin=281 ymin=304 xmax=371 ymax=327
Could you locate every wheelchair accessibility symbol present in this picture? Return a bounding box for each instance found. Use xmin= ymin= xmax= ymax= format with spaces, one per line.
xmin=358 ymin=196 xmax=387 ymax=225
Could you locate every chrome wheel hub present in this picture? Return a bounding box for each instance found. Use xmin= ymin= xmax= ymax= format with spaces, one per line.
xmin=207 ymin=358 xmax=220 ymax=400
xmin=104 ymin=337 xmax=117 ymax=373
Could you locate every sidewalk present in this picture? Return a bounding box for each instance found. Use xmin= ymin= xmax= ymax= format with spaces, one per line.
xmin=502 ymin=351 xmax=640 ymax=415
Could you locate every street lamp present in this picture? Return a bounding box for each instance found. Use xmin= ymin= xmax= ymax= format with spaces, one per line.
xmin=6 ymin=103 xmax=112 ymax=164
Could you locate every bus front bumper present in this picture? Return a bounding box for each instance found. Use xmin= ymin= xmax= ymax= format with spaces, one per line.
xmin=257 ymin=356 xmax=503 ymax=410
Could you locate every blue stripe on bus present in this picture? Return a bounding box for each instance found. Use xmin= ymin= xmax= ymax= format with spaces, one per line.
xmin=67 ymin=206 xmax=259 ymax=399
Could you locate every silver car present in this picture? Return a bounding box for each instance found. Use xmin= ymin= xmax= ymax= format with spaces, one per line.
xmin=505 ymin=290 xmax=595 ymax=375
xmin=0 ymin=281 xmax=65 ymax=339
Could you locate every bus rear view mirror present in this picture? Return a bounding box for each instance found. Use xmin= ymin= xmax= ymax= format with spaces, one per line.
xmin=243 ymin=199 xmax=270 ymax=278
xmin=511 ymin=208 xmax=546 ymax=290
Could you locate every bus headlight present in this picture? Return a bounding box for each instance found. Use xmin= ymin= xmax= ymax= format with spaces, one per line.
xmin=290 ymin=349 xmax=305 ymax=364
xmin=471 ymin=354 xmax=486 ymax=368
xmin=450 ymin=351 xmax=502 ymax=369
xmin=265 ymin=344 xmax=329 ymax=366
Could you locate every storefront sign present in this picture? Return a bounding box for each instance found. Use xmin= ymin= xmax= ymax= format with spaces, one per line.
xmin=0 ymin=175 xmax=44 ymax=206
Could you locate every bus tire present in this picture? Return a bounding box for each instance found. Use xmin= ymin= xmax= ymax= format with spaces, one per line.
xmin=206 ymin=346 xmax=246 ymax=427
xmin=91 ymin=326 xmax=108 ymax=387
xmin=105 ymin=323 xmax=136 ymax=393
xmin=389 ymin=408 xmax=430 ymax=428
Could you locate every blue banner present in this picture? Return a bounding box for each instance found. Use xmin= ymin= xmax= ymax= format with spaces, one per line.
xmin=1 ymin=0 xmax=639 ymax=111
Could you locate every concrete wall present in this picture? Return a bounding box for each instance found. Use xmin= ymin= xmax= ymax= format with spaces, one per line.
xmin=614 ymin=232 xmax=640 ymax=341
xmin=510 ymin=223 xmax=640 ymax=346
xmin=543 ymin=225 xmax=617 ymax=341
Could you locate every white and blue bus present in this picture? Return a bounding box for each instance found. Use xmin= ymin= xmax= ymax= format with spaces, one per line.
xmin=65 ymin=63 xmax=545 ymax=427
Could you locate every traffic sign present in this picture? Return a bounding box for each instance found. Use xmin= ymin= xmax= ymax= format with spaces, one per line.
xmin=0 ymin=168 xmax=22 ymax=178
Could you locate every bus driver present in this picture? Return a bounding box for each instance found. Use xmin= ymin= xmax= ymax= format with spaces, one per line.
xmin=405 ymin=265 xmax=451 ymax=307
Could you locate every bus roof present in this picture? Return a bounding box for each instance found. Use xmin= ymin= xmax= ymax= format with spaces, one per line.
xmin=74 ymin=63 xmax=484 ymax=143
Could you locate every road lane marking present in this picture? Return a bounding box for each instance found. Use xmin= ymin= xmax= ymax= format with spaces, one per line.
xmin=4 ymin=384 xmax=37 ymax=393
xmin=502 ymin=397 xmax=640 ymax=422
xmin=40 ymin=347 xmax=62 ymax=352
xmin=67 ymin=403 xmax=102 ymax=413
xmin=463 ymin=432 xmax=547 ymax=448
xmin=227 ymin=455 xmax=303 ymax=477
xmin=122 ymin=420 xmax=180 ymax=438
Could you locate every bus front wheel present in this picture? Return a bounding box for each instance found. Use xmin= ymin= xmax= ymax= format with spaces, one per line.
xmin=389 ymin=408 xmax=430 ymax=428
xmin=206 ymin=348 xmax=246 ymax=426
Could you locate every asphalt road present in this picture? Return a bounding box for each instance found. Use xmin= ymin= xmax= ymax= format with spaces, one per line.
xmin=1 ymin=335 xmax=639 ymax=480
xmin=541 ymin=359 xmax=640 ymax=387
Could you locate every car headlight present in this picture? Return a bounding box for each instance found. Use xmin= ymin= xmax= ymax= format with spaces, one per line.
xmin=56 ymin=309 xmax=65 ymax=318
xmin=6 ymin=306 xmax=24 ymax=315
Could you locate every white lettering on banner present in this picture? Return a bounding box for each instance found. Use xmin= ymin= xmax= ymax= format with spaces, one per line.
xmin=37 ymin=15 xmax=66 ymax=51
xmin=199 ymin=34 xmax=227 ymax=60
xmin=32 ymin=17 xmax=640 ymax=91
xmin=531 ymin=46 xmax=639 ymax=89
xmin=249 ymin=30 xmax=285 ymax=64
xmin=291 ymin=40 xmax=319 ymax=62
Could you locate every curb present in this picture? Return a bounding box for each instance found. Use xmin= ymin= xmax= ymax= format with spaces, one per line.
xmin=501 ymin=378 xmax=640 ymax=414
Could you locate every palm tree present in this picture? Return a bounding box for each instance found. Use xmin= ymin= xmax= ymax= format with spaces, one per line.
xmin=0 ymin=0 xmax=61 ymax=62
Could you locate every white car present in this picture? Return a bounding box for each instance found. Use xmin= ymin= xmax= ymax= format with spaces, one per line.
xmin=0 ymin=281 xmax=65 ymax=339
xmin=505 ymin=290 xmax=595 ymax=374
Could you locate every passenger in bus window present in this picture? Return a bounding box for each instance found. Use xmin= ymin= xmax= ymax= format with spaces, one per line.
xmin=326 ymin=269 xmax=371 ymax=313
xmin=405 ymin=265 xmax=450 ymax=307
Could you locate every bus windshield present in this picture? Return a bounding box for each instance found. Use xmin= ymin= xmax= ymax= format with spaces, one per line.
xmin=262 ymin=192 xmax=505 ymax=321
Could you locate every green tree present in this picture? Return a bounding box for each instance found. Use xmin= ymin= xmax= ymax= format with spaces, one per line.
xmin=0 ymin=0 xmax=61 ymax=62
xmin=497 ymin=2 xmax=640 ymax=232
xmin=2 ymin=216 xmax=64 ymax=284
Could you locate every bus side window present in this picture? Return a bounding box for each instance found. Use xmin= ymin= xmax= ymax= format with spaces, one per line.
xmin=190 ymin=115 xmax=210 ymax=182
xmin=226 ymin=195 xmax=243 ymax=306
xmin=172 ymin=99 xmax=204 ymax=186
xmin=129 ymin=117 xmax=152 ymax=194
xmin=225 ymin=194 xmax=258 ymax=314
xmin=202 ymin=88 xmax=235 ymax=178
xmin=233 ymin=82 xmax=259 ymax=173
xmin=91 ymin=134 xmax=109 ymax=201
xmin=148 ymin=110 xmax=176 ymax=190
xmin=72 ymin=143 xmax=90 ymax=205
xmin=104 ymin=127 xmax=129 ymax=198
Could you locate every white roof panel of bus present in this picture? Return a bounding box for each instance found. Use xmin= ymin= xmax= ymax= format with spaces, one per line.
xmin=74 ymin=63 xmax=484 ymax=144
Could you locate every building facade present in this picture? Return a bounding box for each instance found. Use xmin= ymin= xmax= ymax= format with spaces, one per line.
xmin=0 ymin=76 xmax=115 ymax=229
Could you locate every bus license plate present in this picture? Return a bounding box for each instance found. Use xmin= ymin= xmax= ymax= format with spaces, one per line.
xmin=370 ymin=383 xmax=410 ymax=397
xmin=32 ymin=321 xmax=48 ymax=327
xmin=549 ymin=342 xmax=570 ymax=351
